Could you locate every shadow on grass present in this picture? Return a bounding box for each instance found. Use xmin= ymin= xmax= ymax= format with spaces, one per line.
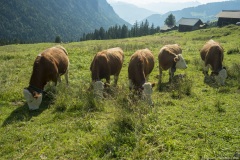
xmin=157 ymin=74 xmax=186 ymax=92
xmin=203 ymin=75 xmax=220 ymax=88
xmin=157 ymin=81 xmax=171 ymax=92
xmin=1 ymin=93 xmax=55 ymax=127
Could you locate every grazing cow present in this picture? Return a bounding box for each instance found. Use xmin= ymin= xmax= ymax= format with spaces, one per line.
xmin=200 ymin=39 xmax=227 ymax=85
xmin=23 ymin=45 xmax=69 ymax=110
xmin=90 ymin=47 xmax=124 ymax=98
xmin=128 ymin=48 xmax=155 ymax=105
xmin=158 ymin=44 xmax=187 ymax=83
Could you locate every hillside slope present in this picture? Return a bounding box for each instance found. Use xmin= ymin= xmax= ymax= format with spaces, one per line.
xmin=0 ymin=0 xmax=130 ymax=43
xmin=0 ymin=25 xmax=240 ymax=159
xmin=143 ymin=0 xmax=240 ymax=26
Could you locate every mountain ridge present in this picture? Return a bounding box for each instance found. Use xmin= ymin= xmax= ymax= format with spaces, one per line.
xmin=0 ymin=0 xmax=130 ymax=43
xmin=142 ymin=0 xmax=240 ymax=27
xmin=142 ymin=1 xmax=202 ymax=14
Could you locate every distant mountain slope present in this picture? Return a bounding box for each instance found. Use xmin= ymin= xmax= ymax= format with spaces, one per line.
xmin=143 ymin=0 xmax=240 ymax=27
xmin=0 ymin=0 xmax=130 ymax=43
xmin=144 ymin=1 xmax=201 ymax=14
xmin=109 ymin=2 xmax=157 ymax=24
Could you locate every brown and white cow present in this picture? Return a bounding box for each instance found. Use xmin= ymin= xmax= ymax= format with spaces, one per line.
xmin=23 ymin=45 xmax=69 ymax=110
xmin=90 ymin=47 xmax=124 ymax=98
xmin=128 ymin=48 xmax=155 ymax=105
xmin=200 ymin=39 xmax=227 ymax=85
xmin=158 ymin=44 xmax=187 ymax=83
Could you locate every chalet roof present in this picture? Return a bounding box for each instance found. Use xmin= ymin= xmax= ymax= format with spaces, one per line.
xmin=160 ymin=25 xmax=176 ymax=31
xmin=216 ymin=10 xmax=240 ymax=19
xmin=176 ymin=18 xmax=203 ymax=26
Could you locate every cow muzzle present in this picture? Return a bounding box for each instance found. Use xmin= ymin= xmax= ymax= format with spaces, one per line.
xmin=23 ymin=89 xmax=43 ymax=110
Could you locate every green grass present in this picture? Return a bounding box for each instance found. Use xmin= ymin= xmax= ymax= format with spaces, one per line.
xmin=0 ymin=25 xmax=240 ymax=159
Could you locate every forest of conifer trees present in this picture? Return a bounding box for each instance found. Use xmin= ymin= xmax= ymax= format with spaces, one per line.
xmin=80 ymin=20 xmax=160 ymax=41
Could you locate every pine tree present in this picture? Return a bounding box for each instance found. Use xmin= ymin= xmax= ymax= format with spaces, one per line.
xmin=143 ymin=19 xmax=149 ymax=35
xmin=121 ymin=24 xmax=128 ymax=38
xmin=94 ymin=29 xmax=100 ymax=40
xmin=55 ymin=36 xmax=61 ymax=43
xmin=164 ymin=13 xmax=176 ymax=26
xmin=99 ymin=27 xmax=105 ymax=40
xmin=132 ymin=21 xmax=139 ymax=37
xmin=150 ymin=23 xmax=155 ymax=35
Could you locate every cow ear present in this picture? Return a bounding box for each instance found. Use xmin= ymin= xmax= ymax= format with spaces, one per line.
xmin=33 ymin=91 xmax=41 ymax=99
xmin=174 ymin=56 xmax=180 ymax=62
xmin=151 ymin=83 xmax=156 ymax=88
xmin=104 ymin=82 xmax=110 ymax=88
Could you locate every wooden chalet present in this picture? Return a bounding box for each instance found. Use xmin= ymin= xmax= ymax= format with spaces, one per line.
xmin=216 ymin=10 xmax=240 ymax=27
xmin=160 ymin=25 xmax=178 ymax=32
xmin=176 ymin=18 xmax=203 ymax=32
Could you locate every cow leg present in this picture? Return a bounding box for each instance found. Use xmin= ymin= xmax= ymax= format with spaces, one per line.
xmin=169 ymin=67 xmax=176 ymax=82
xmin=52 ymin=74 xmax=59 ymax=86
xmin=106 ymin=76 xmax=110 ymax=85
xmin=169 ymin=69 xmax=173 ymax=82
xmin=52 ymin=64 xmax=59 ymax=86
xmin=203 ymin=64 xmax=210 ymax=76
xmin=145 ymin=75 xmax=150 ymax=82
xmin=159 ymin=66 xmax=163 ymax=83
xmin=129 ymin=79 xmax=133 ymax=90
xmin=64 ymin=68 xmax=69 ymax=85
xmin=113 ymin=75 xmax=118 ymax=87
xmin=58 ymin=75 xmax=62 ymax=84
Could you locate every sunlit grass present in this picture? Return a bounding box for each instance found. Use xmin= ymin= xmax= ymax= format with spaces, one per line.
xmin=0 ymin=25 xmax=240 ymax=159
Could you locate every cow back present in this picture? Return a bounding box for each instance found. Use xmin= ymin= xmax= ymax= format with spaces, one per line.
xmin=128 ymin=49 xmax=154 ymax=88
xmin=90 ymin=47 xmax=124 ymax=81
xmin=29 ymin=46 xmax=69 ymax=89
xmin=158 ymin=44 xmax=182 ymax=70
xmin=105 ymin=47 xmax=124 ymax=75
xmin=47 ymin=47 xmax=69 ymax=75
xmin=200 ymin=40 xmax=224 ymax=72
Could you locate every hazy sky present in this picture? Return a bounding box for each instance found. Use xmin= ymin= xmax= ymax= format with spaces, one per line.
xmin=107 ymin=0 xmax=227 ymax=5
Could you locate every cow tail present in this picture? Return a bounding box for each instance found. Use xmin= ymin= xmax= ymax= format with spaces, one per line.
xmin=91 ymin=57 xmax=100 ymax=81
xmin=61 ymin=47 xmax=68 ymax=56
xmin=55 ymin=45 xmax=68 ymax=56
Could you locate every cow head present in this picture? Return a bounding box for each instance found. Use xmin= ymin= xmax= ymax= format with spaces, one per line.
xmin=142 ymin=82 xmax=155 ymax=106
xmin=174 ymin=54 xmax=187 ymax=69
xmin=214 ymin=68 xmax=227 ymax=85
xmin=93 ymin=81 xmax=105 ymax=99
xmin=23 ymin=88 xmax=43 ymax=110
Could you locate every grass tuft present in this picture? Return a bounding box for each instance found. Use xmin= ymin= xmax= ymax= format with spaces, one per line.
xmin=170 ymin=74 xmax=193 ymax=99
xmin=192 ymin=57 xmax=203 ymax=71
xmin=227 ymin=48 xmax=239 ymax=55
xmin=0 ymin=55 xmax=15 ymax=61
xmin=214 ymin=100 xmax=226 ymax=113
xmin=83 ymin=92 xmax=104 ymax=112
xmin=227 ymin=63 xmax=240 ymax=79
xmin=217 ymin=87 xmax=231 ymax=93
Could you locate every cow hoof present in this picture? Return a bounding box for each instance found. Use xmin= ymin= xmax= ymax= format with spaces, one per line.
xmin=28 ymin=106 xmax=40 ymax=110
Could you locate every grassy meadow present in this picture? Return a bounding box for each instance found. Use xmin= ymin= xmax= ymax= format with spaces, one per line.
xmin=0 ymin=25 xmax=240 ymax=159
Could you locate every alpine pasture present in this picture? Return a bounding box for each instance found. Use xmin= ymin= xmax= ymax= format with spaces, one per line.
xmin=0 ymin=25 xmax=240 ymax=159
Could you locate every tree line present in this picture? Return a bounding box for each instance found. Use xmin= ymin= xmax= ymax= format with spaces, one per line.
xmin=80 ymin=20 xmax=160 ymax=41
xmin=0 ymin=14 xmax=174 ymax=45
